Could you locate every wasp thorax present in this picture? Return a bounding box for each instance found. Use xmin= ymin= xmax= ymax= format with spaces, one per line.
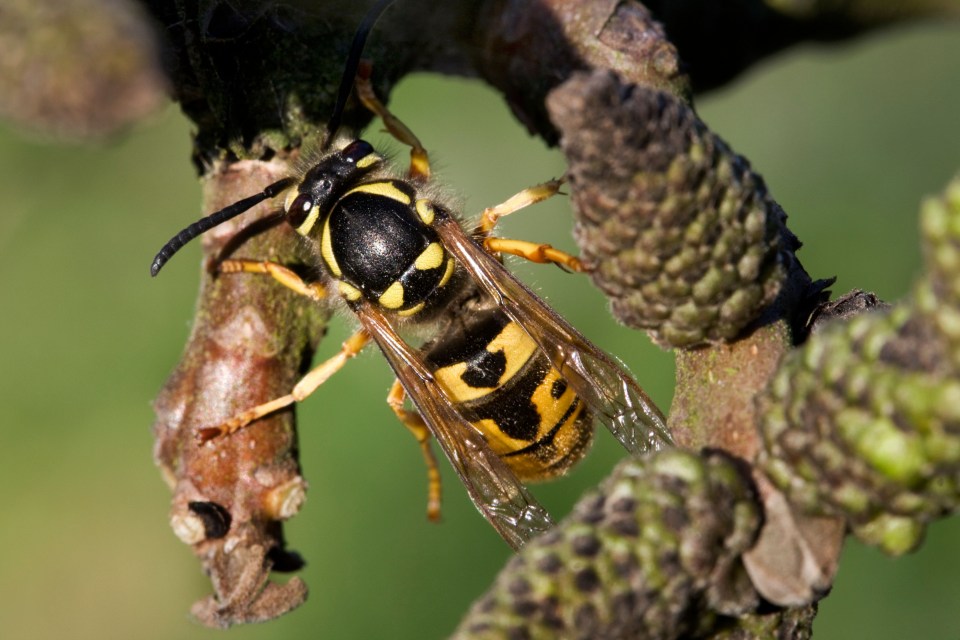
xmin=316 ymin=178 xmax=456 ymax=315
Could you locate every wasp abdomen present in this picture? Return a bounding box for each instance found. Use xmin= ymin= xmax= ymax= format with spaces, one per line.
xmin=424 ymin=309 xmax=593 ymax=481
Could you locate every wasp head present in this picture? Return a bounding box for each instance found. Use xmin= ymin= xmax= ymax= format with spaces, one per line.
xmin=285 ymin=140 xmax=382 ymax=237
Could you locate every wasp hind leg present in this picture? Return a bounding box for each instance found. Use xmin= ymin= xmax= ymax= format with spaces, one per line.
xmin=198 ymin=259 xmax=369 ymax=442
xmin=355 ymin=63 xmax=431 ymax=181
xmin=387 ymin=380 xmax=443 ymax=522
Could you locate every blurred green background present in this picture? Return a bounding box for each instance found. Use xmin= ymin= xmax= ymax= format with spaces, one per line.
xmin=0 ymin=19 xmax=958 ymax=640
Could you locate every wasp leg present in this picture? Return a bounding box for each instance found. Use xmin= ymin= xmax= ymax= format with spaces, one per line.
xmin=198 ymin=330 xmax=371 ymax=442
xmin=219 ymin=258 xmax=328 ymax=301
xmin=474 ymin=178 xmax=565 ymax=237
xmin=483 ymin=237 xmax=583 ymax=272
xmin=387 ymin=380 xmax=443 ymax=522
xmin=355 ymin=63 xmax=431 ymax=181
xmin=199 ymin=257 xmax=344 ymax=442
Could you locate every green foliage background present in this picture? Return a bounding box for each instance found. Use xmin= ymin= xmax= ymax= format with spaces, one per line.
xmin=0 ymin=21 xmax=958 ymax=640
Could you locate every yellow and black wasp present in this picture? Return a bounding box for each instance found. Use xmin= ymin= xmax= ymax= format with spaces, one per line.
xmin=151 ymin=0 xmax=670 ymax=550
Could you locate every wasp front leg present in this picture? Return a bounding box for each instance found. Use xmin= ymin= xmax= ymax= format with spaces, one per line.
xmin=387 ymin=380 xmax=443 ymax=522
xmin=219 ymin=258 xmax=328 ymax=300
xmin=355 ymin=63 xmax=431 ymax=180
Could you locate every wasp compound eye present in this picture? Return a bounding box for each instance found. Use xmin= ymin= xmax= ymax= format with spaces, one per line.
xmin=287 ymin=193 xmax=315 ymax=228
xmin=342 ymin=140 xmax=374 ymax=164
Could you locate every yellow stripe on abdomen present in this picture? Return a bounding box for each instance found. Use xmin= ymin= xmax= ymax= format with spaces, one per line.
xmin=433 ymin=321 xmax=538 ymax=403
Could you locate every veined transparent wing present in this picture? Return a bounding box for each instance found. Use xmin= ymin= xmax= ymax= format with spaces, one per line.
xmin=353 ymin=300 xmax=555 ymax=550
xmin=434 ymin=214 xmax=672 ymax=455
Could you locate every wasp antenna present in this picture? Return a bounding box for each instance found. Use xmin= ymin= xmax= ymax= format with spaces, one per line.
xmin=150 ymin=177 xmax=296 ymax=276
xmin=323 ymin=0 xmax=396 ymax=149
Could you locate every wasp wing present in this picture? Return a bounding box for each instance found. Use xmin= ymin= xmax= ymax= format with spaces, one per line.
xmin=353 ymin=300 xmax=555 ymax=550
xmin=435 ymin=215 xmax=672 ymax=455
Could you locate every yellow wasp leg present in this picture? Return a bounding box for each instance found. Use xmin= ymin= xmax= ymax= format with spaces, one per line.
xmin=482 ymin=237 xmax=584 ymax=272
xmin=219 ymin=258 xmax=328 ymax=301
xmin=386 ymin=380 xmax=443 ymax=522
xmin=475 ymin=178 xmax=565 ymax=237
xmin=355 ymin=64 xmax=431 ymax=181
xmin=199 ymin=330 xmax=371 ymax=442
xmin=199 ymin=256 xmax=369 ymax=442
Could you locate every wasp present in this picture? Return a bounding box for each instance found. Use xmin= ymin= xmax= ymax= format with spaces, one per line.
xmin=151 ymin=0 xmax=670 ymax=550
